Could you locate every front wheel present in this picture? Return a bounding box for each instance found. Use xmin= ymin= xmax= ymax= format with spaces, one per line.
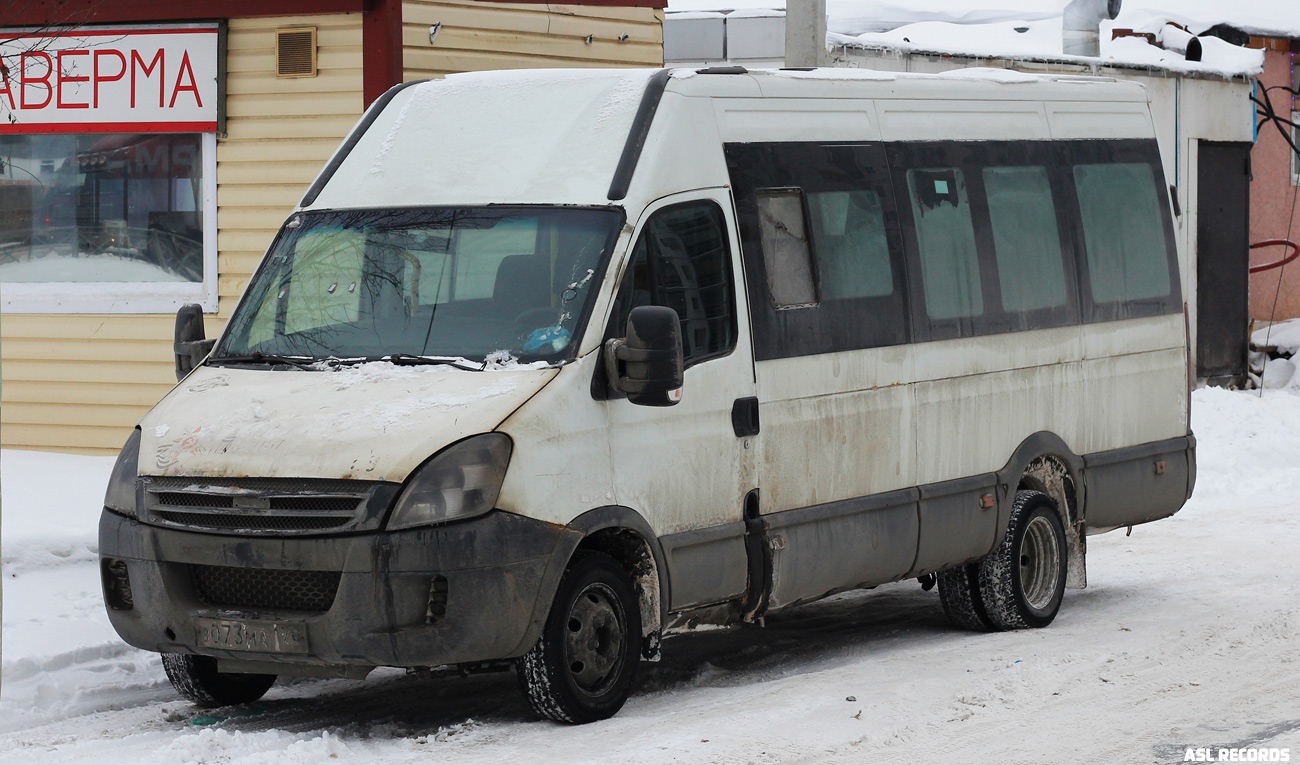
xmin=517 ymin=551 xmax=642 ymax=724
xmin=978 ymin=490 xmax=1068 ymax=630
xmin=161 ymin=653 xmax=276 ymax=707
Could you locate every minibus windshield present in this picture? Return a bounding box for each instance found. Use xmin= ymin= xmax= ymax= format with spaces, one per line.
xmin=215 ymin=206 xmax=623 ymax=367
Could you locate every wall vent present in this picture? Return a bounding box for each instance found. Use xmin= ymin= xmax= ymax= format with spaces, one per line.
xmin=276 ymin=27 xmax=317 ymax=78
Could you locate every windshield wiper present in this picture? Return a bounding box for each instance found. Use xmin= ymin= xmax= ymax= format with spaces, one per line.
xmin=325 ymin=354 xmax=487 ymax=372
xmin=208 ymin=352 xmax=316 ymax=370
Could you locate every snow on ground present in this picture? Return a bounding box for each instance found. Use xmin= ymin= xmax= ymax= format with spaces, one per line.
xmin=3 ymin=386 xmax=1300 ymax=763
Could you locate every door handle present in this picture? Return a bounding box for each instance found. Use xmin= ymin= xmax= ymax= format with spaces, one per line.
xmin=732 ymin=397 xmax=760 ymax=438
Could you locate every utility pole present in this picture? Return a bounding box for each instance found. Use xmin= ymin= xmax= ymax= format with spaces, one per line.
xmin=784 ymin=0 xmax=828 ymax=67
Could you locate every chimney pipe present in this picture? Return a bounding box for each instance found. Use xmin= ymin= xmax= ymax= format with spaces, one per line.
xmin=1063 ymin=0 xmax=1122 ymax=57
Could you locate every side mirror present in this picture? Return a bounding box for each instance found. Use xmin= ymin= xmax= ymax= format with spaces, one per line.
xmin=604 ymin=305 xmax=685 ymax=407
xmin=174 ymin=303 xmax=215 ymax=381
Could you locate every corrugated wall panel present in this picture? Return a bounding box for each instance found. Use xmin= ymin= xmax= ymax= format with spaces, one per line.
xmin=402 ymin=0 xmax=663 ymax=81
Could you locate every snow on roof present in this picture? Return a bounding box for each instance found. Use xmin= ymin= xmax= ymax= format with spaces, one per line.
xmin=1118 ymin=0 xmax=1300 ymax=40
xmin=668 ymin=0 xmax=1300 ymax=37
xmin=835 ymin=16 xmax=1265 ymax=78
xmin=666 ymin=0 xmax=1290 ymax=77
xmin=307 ymin=68 xmax=654 ymax=210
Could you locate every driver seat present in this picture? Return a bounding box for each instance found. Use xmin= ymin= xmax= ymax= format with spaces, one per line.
xmin=494 ymin=254 xmax=551 ymax=315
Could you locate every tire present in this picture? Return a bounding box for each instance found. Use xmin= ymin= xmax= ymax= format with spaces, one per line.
xmin=936 ymin=563 xmax=994 ymax=631
xmin=161 ymin=653 xmax=277 ymax=707
xmin=516 ymin=551 xmax=642 ymax=724
xmin=978 ymin=490 xmax=1068 ymax=630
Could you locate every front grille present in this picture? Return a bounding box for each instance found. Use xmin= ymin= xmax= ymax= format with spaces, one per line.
xmin=191 ymin=564 xmax=341 ymax=612
xmin=150 ymin=477 xmax=369 ymax=494
xmin=157 ymin=511 xmax=348 ymax=531
xmin=142 ymin=476 xmax=392 ymax=536
xmin=268 ymin=496 xmax=359 ymax=512
xmin=157 ymin=492 xmax=235 ymax=508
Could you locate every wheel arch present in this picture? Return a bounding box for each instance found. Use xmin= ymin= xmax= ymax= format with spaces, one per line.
xmin=996 ymin=431 xmax=1087 ymax=589
xmin=563 ymin=506 xmax=669 ymax=658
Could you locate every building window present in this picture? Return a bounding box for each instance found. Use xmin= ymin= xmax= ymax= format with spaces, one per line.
xmin=0 ymin=132 xmax=217 ymax=313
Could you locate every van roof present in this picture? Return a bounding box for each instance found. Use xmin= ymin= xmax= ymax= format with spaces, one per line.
xmin=303 ymin=67 xmax=1150 ymax=213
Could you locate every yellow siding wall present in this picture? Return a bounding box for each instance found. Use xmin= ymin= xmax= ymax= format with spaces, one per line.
xmin=403 ymin=0 xmax=663 ymax=79
xmin=1 ymin=14 xmax=365 ymax=455
xmin=2 ymin=3 xmax=661 ymax=455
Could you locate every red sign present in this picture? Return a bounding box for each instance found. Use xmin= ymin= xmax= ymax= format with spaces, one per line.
xmin=0 ymin=25 xmax=219 ymax=134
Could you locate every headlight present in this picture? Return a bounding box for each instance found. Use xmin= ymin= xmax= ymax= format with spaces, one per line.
xmin=387 ymin=434 xmax=512 ymax=530
xmin=104 ymin=428 xmax=142 ymax=516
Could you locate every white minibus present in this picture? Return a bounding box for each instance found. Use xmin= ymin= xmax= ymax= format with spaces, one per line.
xmin=99 ymin=66 xmax=1195 ymax=723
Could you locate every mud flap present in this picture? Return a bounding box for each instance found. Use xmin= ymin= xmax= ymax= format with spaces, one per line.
xmin=741 ymin=490 xmax=770 ymax=622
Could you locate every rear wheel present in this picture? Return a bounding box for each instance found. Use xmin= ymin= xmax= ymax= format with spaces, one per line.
xmin=978 ymin=490 xmax=1068 ymax=630
xmin=936 ymin=563 xmax=994 ymax=631
xmin=517 ymin=551 xmax=641 ymax=724
xmin=161 ymin=653 xmax=276 ymax=707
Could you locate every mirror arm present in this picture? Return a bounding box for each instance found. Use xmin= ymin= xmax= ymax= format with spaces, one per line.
xmin=173 ymin=303 xmax=211 ymax=381
xmin=603 ymin=338 xmax=628 ymax=393
xmin=607 ymin=341 xmax=681 ymax=394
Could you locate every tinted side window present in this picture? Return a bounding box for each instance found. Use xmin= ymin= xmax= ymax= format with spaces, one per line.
xmin=1073 ymin=162 xmax=1173 ymax=304
xmin=983 ymin=165 xmax=1068 ymax=313
xmin=905 ymin=168 xmax=983 ymax=321
xmin=725 ymin=142 xmax=910 ymax=361
xmin=614 ymin=202 xmax=737 ymax=367
xmin=755 ymin=189 xmax=818 ymax=308
xmin=807 ymin=189 xmax=895 ymax=300
xmin=891 ymin=141 xmax=1082 ymax=340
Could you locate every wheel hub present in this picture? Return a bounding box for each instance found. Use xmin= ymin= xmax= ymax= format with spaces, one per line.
xmin=1020 ymin=514 xmax=1062 ymax=611
xmin=564 ymin=582 xmax=626 ymax=695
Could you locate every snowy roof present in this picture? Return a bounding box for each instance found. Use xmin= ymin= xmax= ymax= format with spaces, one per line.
xmin=307 ymin=69 xmax=655 ymax=210
xmin=665 ymin=0 xmax=1292 ymax=77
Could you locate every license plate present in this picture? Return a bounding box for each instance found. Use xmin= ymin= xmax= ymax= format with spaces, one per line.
xmin=194 ymin=617 xmax=309 ymax=654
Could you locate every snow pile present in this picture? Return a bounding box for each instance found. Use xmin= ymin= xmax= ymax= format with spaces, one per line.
xmin=163 ymin=728 xmax=355 ymax=765
xmin=1 ymin=450 xmax=114 ymax=576
xmin=323 ymin=360 xmax=470 ymax=388
xmin=1 ymin=450 xmax=167 ymax=734
xmin=1118 ymin=0 xmax=1300 ymax=40
xmin=1253 ymin=318 xmax=1300 ymax=357
xmin=483 ymin=350 xmax=550 ymax=371
xmin=1250 ymin=319 xmax=1300 ymax=390
xmin=1188 ymin=385 xmax=1300 ymax=504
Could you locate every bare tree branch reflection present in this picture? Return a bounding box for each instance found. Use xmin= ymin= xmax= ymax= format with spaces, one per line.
xmin=216 ymin=206 xmax=624 ymax=368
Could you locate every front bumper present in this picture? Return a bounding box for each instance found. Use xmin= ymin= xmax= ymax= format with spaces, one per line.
xmin=99 ymin=509 xmax=580 ymax=669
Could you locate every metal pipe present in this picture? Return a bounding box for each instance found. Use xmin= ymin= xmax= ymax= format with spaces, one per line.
xmin=1063 ymin=0 xmax=1122 ymax=57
